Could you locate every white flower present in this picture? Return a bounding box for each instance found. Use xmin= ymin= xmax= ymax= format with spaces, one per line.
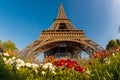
xmin=52 ymin=71 xmax=56 ymax=75
xmin=86 ymin=69 xmax=91 ymax=75
xmin=16 ymin=59 xmax=23 ymax=63
xmin=42 ymin=62 xmax=53 ymax=69
xmin=53 ymin=65 xmax=57 ymax=69
xmin=16 ymin=66 xmax=20 ymax=70
xmin=16 ymin=64 xmax=23 ymax=69
xmin=3 ymin=52 xmax=9 ymax=57
xmin=25 ymin=63 xmax=32 ymax=68
xmin=41 ymin=71 xmax=46 ymax=75
xmin=46 ymin=62 xmax=53 ymax=67
xmin=35 ymin=69 xmax=38 ymax=73
xmin=103 ymin=57 xmax=108 ymax=61
xmin=12 ymin=57 xmax=16 ymax=60
xmin=16 ymin=64 xmax=22 ymax=70
xmin=39 ymin=64 xmax=43 ymax=67
xmin=14 ymin=59 xmax=25 ymax=69
xmin=42 ymin=62 xmax=57 ymax=71
xmin=106 ymin=60 xmax=110 ymax=64
xmin=31 ymin=63 xmax=39 ymax=67
xmin=3 ymin=57 xmax=7 ymax=62
xmin=5 ymin=58 xmax=13 ymax=65
xmin=16 ymin=59 xmax=25 ymax=67
xmin=42 ymin=64 xmax=48 ymax=69
xmin=49 ymin=66 xmax=55 ymax=71
xmin=112 ymin=53 xmax=116 ymax=57
xmin=31 ymin=63 xmax=39 ymax=70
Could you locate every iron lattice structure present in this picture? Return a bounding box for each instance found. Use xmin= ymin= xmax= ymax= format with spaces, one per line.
xmin=21 ymin=4 xmax=104 ymax=60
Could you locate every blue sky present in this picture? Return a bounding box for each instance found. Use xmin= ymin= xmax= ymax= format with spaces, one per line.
xmin=0 ymin=0 xmax=120 ymax=51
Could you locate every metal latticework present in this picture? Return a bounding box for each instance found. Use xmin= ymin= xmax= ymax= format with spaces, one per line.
xmin=21 ymin=4 xmax=104 ymax=60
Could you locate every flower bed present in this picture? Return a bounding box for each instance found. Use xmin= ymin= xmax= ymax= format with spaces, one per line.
xmin=0 ymin=52 xmax=120 ymax=80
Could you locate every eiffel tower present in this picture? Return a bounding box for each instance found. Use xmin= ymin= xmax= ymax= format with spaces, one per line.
xmin=21 ymin=4 xmax=104 ymax=60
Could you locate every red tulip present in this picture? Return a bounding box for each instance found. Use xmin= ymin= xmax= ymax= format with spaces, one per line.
xmin=60 ymin=59 xmax=66 ymax=66
xmin=66 ymin=59 xmax=71 ymax=63
xmin=66 ymin=62 xmax=73 ymax=69
xmin=79 ymin=66 xmax=85 ymax=73
xmin=88 ymin=61 xmax=92 ymax=66
xmin=72 ymin=61 xmax=78 ymax=66
xmin=54 ymin=61 xmax=60 ymax=66
xmin=54 ymin=59 xmax=66 ymax=66
xmin=74 ymin=66 xmax=80 ymax=71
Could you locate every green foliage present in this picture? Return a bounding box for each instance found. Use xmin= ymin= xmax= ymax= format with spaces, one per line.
xmin=106 ymin=40 xmax=119 ymax=50
xmin=2 ymin=40 xmax=18 ymax=51
xmin=1 ymin=52 xmax=120 ymax=80
xmin=116 ymin=39 xmax=120 ymax=45
xmin=0 ymin=40 xmax=4 ymax=53
xmin=0 ymin=56 xmax=15 ymax=80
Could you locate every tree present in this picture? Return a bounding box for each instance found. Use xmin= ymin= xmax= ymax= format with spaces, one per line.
xmin=2 ymin=40 xmax=18 ymax=52
xmin=106 ymin=40 xmax=119 ymax=50
xmin=116 ymin=39 xmax=120 ymax=45
xmin=0 ymin=40 xmax=4 ymax=53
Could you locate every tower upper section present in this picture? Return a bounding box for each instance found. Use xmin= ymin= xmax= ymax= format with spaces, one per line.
xmin=49 ymin=4 xmax=76 ymax=30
